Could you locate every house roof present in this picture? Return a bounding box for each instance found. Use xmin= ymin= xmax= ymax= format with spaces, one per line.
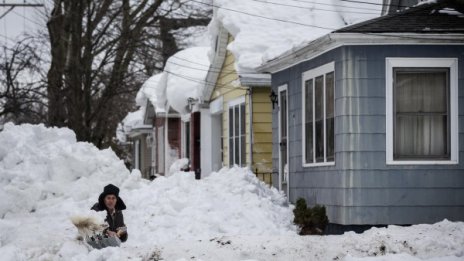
xmin=336 ymin=0 xmax=464 ymax=34
xmin=200 ymin=0 xmax=388 ymax=102
xmin=258 ymin=0 xmax=464 ymax=74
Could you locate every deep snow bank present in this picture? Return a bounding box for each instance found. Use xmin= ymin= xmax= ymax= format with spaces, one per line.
xmin=124 ymin=166 xmax=296 ymax=246
xmin=0 ymin=124 xmax=296 ymax=260
xmin=0 ymin=123 xmax=131 ymax=218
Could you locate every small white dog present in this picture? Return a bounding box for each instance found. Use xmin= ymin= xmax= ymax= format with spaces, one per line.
xmin=70 ymin=215 xmax=108 ymax=238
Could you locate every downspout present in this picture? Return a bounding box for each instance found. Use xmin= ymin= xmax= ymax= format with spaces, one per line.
xmin=248 ymin=87 xmax=253 ymax=171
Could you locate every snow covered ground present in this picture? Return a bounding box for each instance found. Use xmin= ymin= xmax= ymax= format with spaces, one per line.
xmin=1 ymin=124 xmax=463 ymax=261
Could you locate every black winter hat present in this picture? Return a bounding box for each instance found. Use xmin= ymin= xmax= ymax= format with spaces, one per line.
xmin=96 ymin=184 xmax=126 ymax=211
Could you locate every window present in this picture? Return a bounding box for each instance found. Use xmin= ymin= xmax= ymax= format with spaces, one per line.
xmin=228 ymin=97 xmax=246 ymax=166
xmin=302 ymin=62 xmax=335 ymax=166
xmin=386 ymin=58 xmax=458 ymax=165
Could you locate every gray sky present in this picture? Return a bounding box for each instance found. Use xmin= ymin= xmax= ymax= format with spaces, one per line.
xmin=0 ymin=0 xmax=47 ymax=47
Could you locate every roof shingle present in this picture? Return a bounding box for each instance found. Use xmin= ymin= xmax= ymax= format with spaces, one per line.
xmin=336 ymin=0 xmax=464 ymax=33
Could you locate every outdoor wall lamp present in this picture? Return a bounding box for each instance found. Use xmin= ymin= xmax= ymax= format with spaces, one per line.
xmin=187 ymin=97 xmax=198 ymax=112
xmin=269 ymin=90 xmax=278 ymax=109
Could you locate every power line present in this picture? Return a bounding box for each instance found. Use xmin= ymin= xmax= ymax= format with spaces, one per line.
xmin=163 ymin=68 xmax=247 ymax=92
xmin=0 ymin=6 xmax=14 ymax=20
xmin=169 ymin=55 xmax=238 ymax=74
xmin=339 ymin=0 xmax=409 ymax=8
xmin=189 ymin=0 xmax=338 ymax=30
xmin=12 ymin=9 xmax=45 ymax=28
xmin=0 ymin=3 xmax=44 ymax=7
xmin=249 ymin=0 xmax=380 ymax=15
xmin=287 ymin=0 xmax=382 ymax=11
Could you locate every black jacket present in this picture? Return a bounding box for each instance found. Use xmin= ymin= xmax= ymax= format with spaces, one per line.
xmin=91 ymin=203 xmax=128 ymax=242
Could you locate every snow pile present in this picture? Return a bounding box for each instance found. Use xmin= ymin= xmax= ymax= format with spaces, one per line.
xmin=124 ymin=167 xmax=296 ymax=245
xmin=210 ymin=0 xmax=383 ymax=73
xmin=0 ymin=124 xmax=296 ymax=260
xmin=0 ymin=123 xmax=131 ymax=217
xmin=168 ymin=158 xmax=190 ymax=174
xmin=1 ymin=124 xmax=463 ymax=261
xmin=160 ymin=220 xmax=464 ymax=260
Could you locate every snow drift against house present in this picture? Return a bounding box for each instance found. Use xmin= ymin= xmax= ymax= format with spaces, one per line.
xmin=0 ymin=124 xmax=463 ymax=260
xmin=210 ymin=0 xmax=383 ymax=73
xmin=0 ymin=124 xmax=295 ymax=259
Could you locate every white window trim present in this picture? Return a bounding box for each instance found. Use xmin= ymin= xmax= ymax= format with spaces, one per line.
xmin=302 ymin=62 xmax=336 ymax=168
xmin=228 ymin=96 xmax=246 ymax=167
xmin=385 ymin=57 xmax=459 ymax=165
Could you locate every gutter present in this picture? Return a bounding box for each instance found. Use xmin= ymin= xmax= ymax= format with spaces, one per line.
xmin=239 ymin=73 xmax=271 ymax=87
xmin=257 ymin=32 xmax=464 ymax=74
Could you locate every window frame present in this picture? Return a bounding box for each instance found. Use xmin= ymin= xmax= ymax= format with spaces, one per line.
xmin=228 ymin=96 xmax=246 ymax=167
xmin=301 ymin=62 xmax=336 ymax=167
xmin=386 ymin=57 xmax=459 ymax=165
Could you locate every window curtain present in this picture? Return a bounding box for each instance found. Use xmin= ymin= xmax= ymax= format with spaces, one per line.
xmin=395 ymin=70 xmax=448 ymax=159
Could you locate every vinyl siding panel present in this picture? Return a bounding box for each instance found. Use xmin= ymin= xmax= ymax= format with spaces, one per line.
xmin=252 ymin=88 xmax=273 ymax=177
xmin=213 ymin=34 xmax=249 ymax=168
xmin=271 ymin=44 xmax=464 ymax=225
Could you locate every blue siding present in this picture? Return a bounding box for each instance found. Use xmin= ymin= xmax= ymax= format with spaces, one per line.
xmin=271 ymin=45 xmax=464 ymax=225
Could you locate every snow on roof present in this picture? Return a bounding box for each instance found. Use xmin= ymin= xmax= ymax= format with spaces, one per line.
xmin=136 ymin=73 xmax=165 ymax=109
xmin=164 ymin=46 xmax=211 ymax=115
xmin=210 ymin=0 xmax=383 ymax=73
xmin=132 ymin=46 xmax=211 ymax=118
xmin=121 ymin=107 xmax=149 ymax=133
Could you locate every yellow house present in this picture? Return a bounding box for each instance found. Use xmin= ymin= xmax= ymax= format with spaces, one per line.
xmin=200 ymin=24 xmax=273 ymax=184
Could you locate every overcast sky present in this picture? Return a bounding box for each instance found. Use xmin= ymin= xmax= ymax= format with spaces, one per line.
xmin=0 ymin=0 xmax=47 ymax=47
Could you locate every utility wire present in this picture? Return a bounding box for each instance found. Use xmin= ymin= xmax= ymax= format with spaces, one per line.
xmin=339 ymin=0 xmax=409 ymax=8
xmin=188 ymin=0 xmax=338 ymax=30
xmin=287 ymin=0 xmax=382 ymax=11
xmin=249 ymin=0 xmax=380 ymax=15
xmin=0 ymin=6 xmax=14 ymax=20
xmin=12 ymin=9 xmax=45 ymax=28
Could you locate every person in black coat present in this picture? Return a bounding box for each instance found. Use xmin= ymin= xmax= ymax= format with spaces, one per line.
xmin=91 ymin=184 xmax=128 ymax=242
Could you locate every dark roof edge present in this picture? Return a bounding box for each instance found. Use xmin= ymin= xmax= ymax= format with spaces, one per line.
xmin=335 ymin=1 xmax=442 ymax=33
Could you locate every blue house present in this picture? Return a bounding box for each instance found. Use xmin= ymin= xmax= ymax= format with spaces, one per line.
xmin=258 ymin=0 xmax=464 ymax=230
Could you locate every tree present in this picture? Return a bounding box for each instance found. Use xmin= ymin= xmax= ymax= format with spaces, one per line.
xmin=46 ymin=0 xmax=210 ymax=148
xmin=0 ymin=37 xmax=47 ymax=124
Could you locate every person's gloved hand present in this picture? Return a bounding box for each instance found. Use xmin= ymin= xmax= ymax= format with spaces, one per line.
xmin=106 ymin=230 xmax=118 ymax=238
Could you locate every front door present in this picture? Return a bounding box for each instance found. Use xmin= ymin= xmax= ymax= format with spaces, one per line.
xmin=278 ymin=85 xmax=289 ymax=197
